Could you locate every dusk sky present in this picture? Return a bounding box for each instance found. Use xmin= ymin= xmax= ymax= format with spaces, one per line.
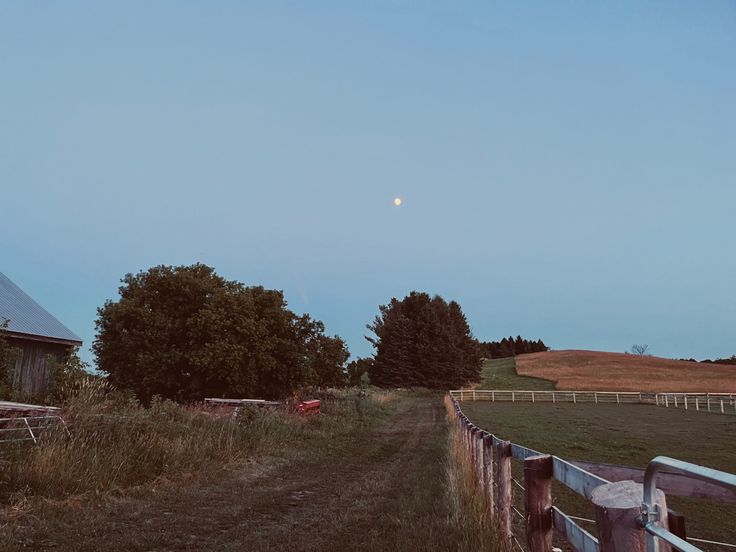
xmin=2 ymin=1 xmax=734 ymax=366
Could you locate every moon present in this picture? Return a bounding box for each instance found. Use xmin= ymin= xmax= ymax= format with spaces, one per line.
xmin=393 ymin=197 xmax=402 ymax=206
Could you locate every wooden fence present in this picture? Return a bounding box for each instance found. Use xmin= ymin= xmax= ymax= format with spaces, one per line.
xmin=449 ymin=390 xmax=736 ymax=415
xmin=446 ymin=394 xmax=736 ymax=551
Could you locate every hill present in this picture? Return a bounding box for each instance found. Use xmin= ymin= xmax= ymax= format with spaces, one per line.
xmin=516 ymin=350 xmax=736 ymax=392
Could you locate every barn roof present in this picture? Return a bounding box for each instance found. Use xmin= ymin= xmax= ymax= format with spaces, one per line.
xmin=0 ymin=272 xmax=82 ymax=346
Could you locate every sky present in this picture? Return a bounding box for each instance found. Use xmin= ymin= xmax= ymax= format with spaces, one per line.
xmin=1 ymin=1 xmax=735 ymax=366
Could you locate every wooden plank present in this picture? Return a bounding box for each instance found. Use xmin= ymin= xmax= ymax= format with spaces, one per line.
xmin=553 ymin=457 xmax=610 ymax=500
xmin=570 ymin=459 xmax=736 ymax=503
xmin=667 ymin=510 xmax=687 ymax=540
xmin=553 ymin=507 xmax=600 ymax=552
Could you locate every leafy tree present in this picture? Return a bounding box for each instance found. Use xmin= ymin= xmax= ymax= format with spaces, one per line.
xmin=346 ymin=357 xmax=373 ymax=386
xmin=366 ymin=292 xmax=480 ymax=389
xmin=94 ymin=264 xmax=349 ymax=402
xmin=305 ymin=329 xmax=350 ymax=388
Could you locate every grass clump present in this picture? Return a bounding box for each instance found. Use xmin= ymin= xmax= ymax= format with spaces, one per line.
xmin=0 ymin=382 xmax=396 ymax=504
xmin=443 ymin=395 xmax=505 ymax=551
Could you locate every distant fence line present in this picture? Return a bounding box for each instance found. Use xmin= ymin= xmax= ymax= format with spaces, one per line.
xmin=447 ymin=394 xmax=736 ymax=552
xmin=449 ymin=389 xmax=736 ymax=415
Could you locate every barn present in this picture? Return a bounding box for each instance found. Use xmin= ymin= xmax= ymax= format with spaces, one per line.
xmin=0 ymin=272 xmax=83 ymax=395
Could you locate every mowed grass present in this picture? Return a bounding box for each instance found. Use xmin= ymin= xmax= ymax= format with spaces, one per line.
xmin=478 ymin=357 xmax=555 ymax=390
xmin=461 ymin=400 xmax=736 ymax=548
xmin=516 ymin=350 xmax=736 ymax=392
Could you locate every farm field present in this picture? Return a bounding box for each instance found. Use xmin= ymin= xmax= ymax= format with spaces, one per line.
xmin=0 ymin=392 xmax=494 ymax=552
xmin=460 ymin=400 xmax=736 ymax=549
xmin=516 ymin=349 xmax=736 ymax=392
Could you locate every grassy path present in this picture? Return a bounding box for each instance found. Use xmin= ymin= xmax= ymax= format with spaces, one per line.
xmin=2 ymin=394 xmax=478 ymax=552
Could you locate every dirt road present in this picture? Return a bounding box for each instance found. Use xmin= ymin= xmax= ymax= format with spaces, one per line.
xmin=3 ymin=395 xmax=468 ymax=551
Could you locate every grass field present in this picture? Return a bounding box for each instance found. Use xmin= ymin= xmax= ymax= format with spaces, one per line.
xmin=478 ymin=357 xmax=554 ymax=390
xmin=464 ymin=357 xmax=736 ymax=549
xmin=516 ymin=350 xmax=736 ymax=392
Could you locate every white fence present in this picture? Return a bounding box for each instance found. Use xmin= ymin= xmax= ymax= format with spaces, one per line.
xmin=449 ymin=390 xmax=736 ymax=415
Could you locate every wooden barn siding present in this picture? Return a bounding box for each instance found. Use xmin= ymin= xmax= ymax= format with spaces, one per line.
xmin=9 ymin=338 xmax=69 ymax=396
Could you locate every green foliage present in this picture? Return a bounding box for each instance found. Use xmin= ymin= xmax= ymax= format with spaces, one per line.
xmin=46 ymin=348 xmax=102 ymax=404
xmin=93 ymin=264 xmax=349 ymax=402
xmin=476 ymin=335 xmax=548 ymax=359
xmin=347 ymin=357 xmax=374 ymax=386
xmin=0 ymin=319 xmax=19 ymax=398
xmin=366 ymin=292 xmax=480 ymax=389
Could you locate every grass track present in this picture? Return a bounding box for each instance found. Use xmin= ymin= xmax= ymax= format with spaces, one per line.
xmin=478 ymin=357 xmax=554 ymax=390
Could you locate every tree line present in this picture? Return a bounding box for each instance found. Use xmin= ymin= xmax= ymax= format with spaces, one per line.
xmin=2 ymin=262 xmax=552 ymax=402
xmin=477 ymin=336 xmax=548 ymax=359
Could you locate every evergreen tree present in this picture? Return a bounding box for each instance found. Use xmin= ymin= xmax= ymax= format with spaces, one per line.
xmin=366 ymin=292 xmax=480 ymax=389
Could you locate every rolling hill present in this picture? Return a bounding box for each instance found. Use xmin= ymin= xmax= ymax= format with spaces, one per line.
xmin=515 ymin=350 xmax=736 ymax=392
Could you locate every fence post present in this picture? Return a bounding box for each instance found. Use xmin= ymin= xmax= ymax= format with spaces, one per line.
xmin=552 ymin=392 xmax=556 ymax=404
xmin=473 ymin=390 xmax=476 ymax=401
xmin=595 ymin=392 xmax=598 ymax=404
xmin=707 ymin=396 xmax=711 ymax=412
xmin=674 ymin=395 xmax=678 ymax=408
xmin=495 ymin=439 xmax=513 ymax=546
xmin=696 ymin=398 xmax=699 ymax=411
xmin=667 ymin=510 xmax=687 ymax=541
xmin=483 ymin=434 xmax=495 ymax=517
xmin=684 ymin=395 xmax=688 ymax=410
xmin=721 ymin=400 xmax=725 ymax=414
xmin=573 ymin=392 xmax=577 ymax=404
xmin=592 ymin=480 xmax=671 ymax=552
xmin=475 ymin=430 xmax=484 ymax=485
xmin=524 ymin=454 xmax=553 ymax=552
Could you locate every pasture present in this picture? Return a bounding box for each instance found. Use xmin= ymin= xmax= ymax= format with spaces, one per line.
xmin=460 ymin=399 xmax=736 ymax=549
xmin=516 ymin=349 xmax=736 ymax=392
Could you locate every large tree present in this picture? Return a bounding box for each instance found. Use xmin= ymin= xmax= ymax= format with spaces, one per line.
xmin=366 ymin=292 xmax=480 ymax=389
xmin=94 ymin=264 xmax=348 ymax=401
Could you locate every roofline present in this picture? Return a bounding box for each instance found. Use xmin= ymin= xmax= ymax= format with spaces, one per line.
xmin=1 ymin=330 xmax=83 ymax=348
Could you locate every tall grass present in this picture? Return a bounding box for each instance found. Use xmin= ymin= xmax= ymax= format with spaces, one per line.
xmin=443 ymin=394 xmax=506 ymax=551
xmin=0 ymin=382 xmax=395 ymax=504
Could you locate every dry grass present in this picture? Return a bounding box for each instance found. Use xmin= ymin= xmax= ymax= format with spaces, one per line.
xmin=443 ymin=396 xmax=505 ymax=552
xmin=0 ymin=383 xmax=395 ymax=504
xmin=516 ymin=350 xmax=736 ymax=392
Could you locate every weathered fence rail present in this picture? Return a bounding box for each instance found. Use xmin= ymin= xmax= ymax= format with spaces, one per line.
xmin=449 ymin=390 xmax=736 ymax=415
xmin=447 ymin=394 xmax=736 ymax=551
xmin=0 ymin=415 xmax=68 ymax=444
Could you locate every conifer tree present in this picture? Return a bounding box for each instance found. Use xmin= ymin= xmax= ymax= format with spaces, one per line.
xmin=366 ymin=292 xmax=480 ymax=389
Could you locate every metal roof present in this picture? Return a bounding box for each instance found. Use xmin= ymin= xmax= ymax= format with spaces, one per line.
xmin=0 ymin=272 xmax=82 ymax=345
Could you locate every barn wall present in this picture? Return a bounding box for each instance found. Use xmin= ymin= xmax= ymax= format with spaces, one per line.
xmin=8 ymin=338 xmax=70 ymax=396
